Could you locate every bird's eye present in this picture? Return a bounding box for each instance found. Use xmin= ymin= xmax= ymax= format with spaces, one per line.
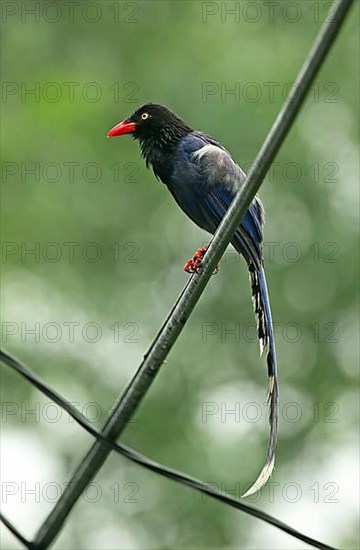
xmin=141 ymin=113 xmax=149 ymax=120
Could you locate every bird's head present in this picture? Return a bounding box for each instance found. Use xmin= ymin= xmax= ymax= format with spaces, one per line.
xmin=107 ymin=103 xmax=192 ymax=148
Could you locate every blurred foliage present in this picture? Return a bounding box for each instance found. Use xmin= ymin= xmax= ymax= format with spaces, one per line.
xmin=1 ymin=1 xmax=359 ymax=549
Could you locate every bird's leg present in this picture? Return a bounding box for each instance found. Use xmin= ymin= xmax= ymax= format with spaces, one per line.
xmin=183 ymin=246 xmax=219 ymax=274
xmin=184 ymin=246 xmax=207 ymax=273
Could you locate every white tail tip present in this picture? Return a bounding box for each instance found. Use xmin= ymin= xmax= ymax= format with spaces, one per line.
xmin=241 ymin=457 xmax=275 ymax=498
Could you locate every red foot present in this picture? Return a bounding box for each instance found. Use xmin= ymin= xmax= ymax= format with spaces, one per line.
xmin=184 ymin=246 xmax=207 ymax=273
xmin=184 ymin=246 xmax=219 ymax=274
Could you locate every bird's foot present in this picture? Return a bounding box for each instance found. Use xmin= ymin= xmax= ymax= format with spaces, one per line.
xmin=184 ymin=246 xmax=207 ymax=273
xmin=183 ymin=246 xmax=219 ymax=275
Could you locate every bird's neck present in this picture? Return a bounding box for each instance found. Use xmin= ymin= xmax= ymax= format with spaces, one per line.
xmin=137 ymin=123 xmax=192 ymax=172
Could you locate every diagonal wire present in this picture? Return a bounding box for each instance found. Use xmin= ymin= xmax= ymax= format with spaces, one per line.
xmin=0 ymin=511 xmax=32 ymax=549
xmin=3 ymin=0 xmax=353 ymax=547
xmin=0 ymin=349 xmax=337 ymax=550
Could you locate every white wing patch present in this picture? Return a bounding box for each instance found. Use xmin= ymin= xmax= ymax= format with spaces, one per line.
xmin=192 ymin=144 xmax=246 ymax=190
xmin=192 ymin=144 xmax=221 ymax=161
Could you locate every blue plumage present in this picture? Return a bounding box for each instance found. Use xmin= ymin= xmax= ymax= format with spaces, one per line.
xmin=108 ymin=104 xmax=279 ymax=497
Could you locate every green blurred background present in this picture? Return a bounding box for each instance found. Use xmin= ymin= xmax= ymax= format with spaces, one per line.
xmin=1 ymin=1 xmax=359 ymax=548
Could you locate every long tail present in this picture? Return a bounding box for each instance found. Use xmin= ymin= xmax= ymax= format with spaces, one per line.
xmin=242 ymin=263 xmax=279 ymax=497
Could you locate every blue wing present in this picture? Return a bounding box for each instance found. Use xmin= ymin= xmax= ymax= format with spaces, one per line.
xmin=169 ymin=132 xmax=264 ymax=266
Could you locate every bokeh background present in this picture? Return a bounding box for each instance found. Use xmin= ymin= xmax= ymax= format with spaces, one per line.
xmin=1 ymin=1 xmax=359 ymax=548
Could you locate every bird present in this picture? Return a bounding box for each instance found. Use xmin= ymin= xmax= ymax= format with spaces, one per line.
xmin=107 ymin=103 xmax=279 ymax=497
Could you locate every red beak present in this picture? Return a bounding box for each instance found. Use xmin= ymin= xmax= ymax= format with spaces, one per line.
xmin=107 ymin=119 xmax=136 ymax=138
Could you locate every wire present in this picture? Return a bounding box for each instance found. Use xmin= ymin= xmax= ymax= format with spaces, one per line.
xmin=0 ymin=349 xmax=337 ymax=550
xmin=0 ymin=511 xmax=32 ymax=548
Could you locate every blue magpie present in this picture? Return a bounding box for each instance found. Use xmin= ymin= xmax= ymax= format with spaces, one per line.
xmin=108 ymin=103 xmax=279 ymax=497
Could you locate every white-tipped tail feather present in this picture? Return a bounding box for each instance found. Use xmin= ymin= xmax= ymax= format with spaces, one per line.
xmin=242 ymin=266 xmax=279 ymax=498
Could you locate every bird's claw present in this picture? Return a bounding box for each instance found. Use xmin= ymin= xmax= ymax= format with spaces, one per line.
xmin=184 ymin=246 xmax=207 ymax=273
xmin=183 ymin=246 xmax=219 ymax=275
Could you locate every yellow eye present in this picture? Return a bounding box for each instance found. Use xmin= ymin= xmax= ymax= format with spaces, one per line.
xmin=141 ymin=113 xmax=149 ymax=120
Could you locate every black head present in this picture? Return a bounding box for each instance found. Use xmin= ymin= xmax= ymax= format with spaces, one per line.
xmin=107 ymin=103 xmax=192 ymax=150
